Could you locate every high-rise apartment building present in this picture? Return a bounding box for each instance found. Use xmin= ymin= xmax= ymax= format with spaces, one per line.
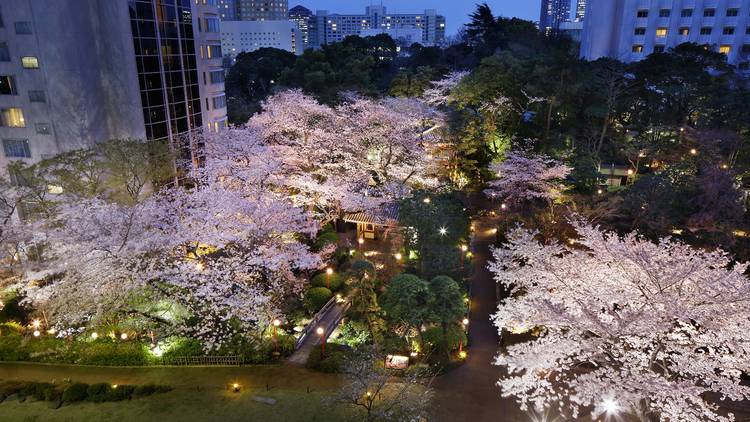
xmin=217 ymin=0 xmax=237 ymax=20
xmin=289 ymin=5 xmax=313 ymax=49
xmin=310 ymin=6 xmax=446 ymax=48
xmin=575 ymin=0 xmax=587 ymax=21
xmin=540 ymin=0 xmax=571 ymax=33
xmin=235 ymin=0 xmax=288 ymax=21
xmin=0 ymin=0 xmax=226 ymax=173
xmin=580 ymin=0 xmax=750 ymax=66
xmin=221 ymin=20 xmax=303 ymax=62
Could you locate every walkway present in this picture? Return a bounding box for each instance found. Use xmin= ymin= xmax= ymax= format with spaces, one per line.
xmin=287 ymin=300 xmax=350 ymax=365
xmin=432 ymin=216 xmax=528 ymax=422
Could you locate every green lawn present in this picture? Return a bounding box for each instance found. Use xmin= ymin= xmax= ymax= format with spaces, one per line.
xmin=0 ymin=362 xmax=354 ymax=422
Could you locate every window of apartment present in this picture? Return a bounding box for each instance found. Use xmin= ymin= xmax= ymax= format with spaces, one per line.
xmin=21 ymin=56 xmax=39 ymax=69
xmin=28 ymin=90 xmax=45 ymax=102
xmin=2 ymin=139 xmax=31 ymax=158
xmin=212 ymin=94 xmax=226 ymax=109
xmin=654 ymin=45 xmax=666 ymax=53
xmin=35 ymin=123 xmax=50 ymax=135
xmin=637 ymin=10 xmax=648 ymax=18
xmin=634 ymin=27 xmax=646 ymax=35
xmin=742 ymin=44 xmax=750 ymax=54
xmin=205 ymin=17 xmax=220 ymax=33
xmin=209 ymin=70 xmax=224 ymax=84
xmin=704 ymin=8 xmax=715 ymax=17
xmin=724 ymin=27 xmax=736 ymax=35
xmin=700 ymin=27 xmax=713 ymax=35
xmin=719 ymin=45 xmax=732 ymax=55
xmin=726 ymin=8 xmax=739 ymax=17
xmin=632 ymin=45 xmax=644 ymax=53
xmin=204 ymin=44 xmax=222 ymax=59
xmin=659 ymin=9 xmax=671 ymax=18
xmin=747 ymin=27 xmax=750 ymax=35
xmin=681 ymin=9 xmax=693 ymax=17
xmin=14 ymin=21 xmax=32 ymax=34
xmin=0 ymin=42 xmax=9 ymax=62
xmin=656 ymin=28 xmax=668 ymax=37
xmin=0 ymin=108 xmax=25 ymax=127
xmin=0 ymin=7 xmax=4 ymax=28
xmin=0 ymin=75 xmax=16 ymax=95
xmin=679 ymin=27 xmax=690 ymax=36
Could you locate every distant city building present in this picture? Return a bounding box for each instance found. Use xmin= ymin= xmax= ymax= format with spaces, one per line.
xmin=221 ymin=20 xmax=303 ymax=63
xmin=235 ymin=0 xmax=289 ymax=21
xmin=0 ymin=0 xmax=226 ymax=173
xmin=574 ymin=0 xmax=587 ymax=21
xmin=288 ymin=5 xmax=313 ymax=50
xmin=540 ymin=0 xmax=571 ymax=33
xmin=360 ymin=27 xmax=425 ymax=47
xmin=217 ymin=0 xmax=237 ymax=20
xmin=559 ymin=20 xmax=584 ymax=42
xmin=580 ymin=0 xmax=750 ymax=66
xmin=310 ymin=6 xmax=445 ymax=48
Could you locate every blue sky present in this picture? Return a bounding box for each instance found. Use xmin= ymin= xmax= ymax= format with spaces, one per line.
xmin=293 ymin=1 xmax=540 ymax=36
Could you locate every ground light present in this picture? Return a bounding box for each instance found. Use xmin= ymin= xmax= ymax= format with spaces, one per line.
xmin=120 ymin=333 xmax=128 ymax=340
xmin=33 ymin=330 xmax=40 ymax=337
xmin=232 ymin=383 xmax=241 ymax=393
xmin=459 ymin=350 xmax=467 ymax=359
xmin=91 ymin=332 xmax=99 ymax=339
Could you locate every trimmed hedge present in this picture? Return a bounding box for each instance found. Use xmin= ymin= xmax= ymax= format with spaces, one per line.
xmin=305 ymin=343 xmax=352 ymax=373
xmin=304 ymin=287 xmax=333 ymax=313
xmin=0 ymin=381 xmax=171 ymax=405
xmin=311 ymin=271 xmax=343 ymax=291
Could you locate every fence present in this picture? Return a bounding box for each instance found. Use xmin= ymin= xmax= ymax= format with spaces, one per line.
xmin=161 ymin=355 xmax=243 ymax=366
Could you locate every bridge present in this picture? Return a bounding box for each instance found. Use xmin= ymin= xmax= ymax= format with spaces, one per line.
xmin=287 ymin=296 xmax=350 ymax=365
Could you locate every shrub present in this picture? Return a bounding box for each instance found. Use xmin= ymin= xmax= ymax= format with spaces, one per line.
xmin=306 ymin=343 xmax=352 ymax=373
xmin=62 ymin=383 xmax=89 ymax=403
xmin=160 ymin=337 xmax=205 ymax=362
xmin=311 ymin=272 xmax=343 ymax=291
xmin=75 ymin=341 xmax=149 ymax=366
xmin=20 ymin=382 xmax=51 ymax=401
xmin=313 ymin=230 xmax=339 ymax=251
xmin=43 ymin=385 xmax=63 ymax=402
xmin=106 ymin=385 xmax=135 ymax=401
xmin=132 ymin=384 xmax=156 ymax=398
xmin=0 ymin=381 xmax=25 ymax=398
xmin=0 ymin=333 xmax=28 ymax=361
xmin=304 ymin=287 xmax=333 ymax=313
xmin=86 ymin=383 xmax=111 ymax=402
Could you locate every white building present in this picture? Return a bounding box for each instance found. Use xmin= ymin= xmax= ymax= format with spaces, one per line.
xmin=311 ymin=6 xmax=446 ymax=48
xmin=360 ymin=27 xmax=425 ymax=47
xmin=580 ymin=0 xmax=750 ymax=67
xmin=220 ymin=20 xmax=303 ymax=61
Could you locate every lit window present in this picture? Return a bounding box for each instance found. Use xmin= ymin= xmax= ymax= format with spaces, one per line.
xmin=632 ymin=45 xmax=644 ymax=53
xmin=0 ymin=108 xmax=25 ymax=127
xmin=719 ymin=45 xmax=732 ymax=54
xmin=679 ymin=27 xmax=690 ymax=36
xmin=21 ymin=56 xmax=39 ymax=69
xmin=2 ymin=139 xmax=31 ymax=158
xmin=656 ymin=28 xmax=668 ymax=37
xmin=0 ymin=75 xmax=15 ymax=95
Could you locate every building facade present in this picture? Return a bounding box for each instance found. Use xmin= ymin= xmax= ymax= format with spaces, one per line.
xmin=288 ymin=5 xmax=312 ymax=50
xmin=540 ymin=0 xmax=572 ymax=33
xmin=0 ymin=0 xmax=226 ymax=173
xmin=221 ymin=20 xmax=302 ymax=62
xmin=575 ymin=0 xmax=587 ymax=21
xmin=235 ymin=0 xmax=288 ymax=21
xmin=217 ymin=0 xmax=237 ymax=20
xmin=580 ymin=0 xmax=750 ymax=66
xmin=310 ymin=6 xmax=446 ymax=48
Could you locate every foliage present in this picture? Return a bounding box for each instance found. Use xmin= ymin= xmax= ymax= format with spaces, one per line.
xmin=490 ymin=221 xmax=750 ymax=421
xmin=311 ymin=272 xmax=343 ymax=291
xmin=304 ymin=287 xmax=333 ymax=313
xmin=333 ymin=320 xmax=371 ymax=348
xmin=61 ymin=383 xmax=89 ymax=403
xmin=380 ymin=274 xmax=432 ymax=345
xmin=306 ymin=342 xmax=353 ymax=373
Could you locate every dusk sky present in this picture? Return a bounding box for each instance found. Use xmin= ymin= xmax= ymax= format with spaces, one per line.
xmin=292 ymin=1 xmax=541 ymax=36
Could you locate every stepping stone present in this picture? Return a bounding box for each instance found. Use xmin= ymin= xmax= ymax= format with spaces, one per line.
xmin=251 ymin=396 xmax=277 ymax=405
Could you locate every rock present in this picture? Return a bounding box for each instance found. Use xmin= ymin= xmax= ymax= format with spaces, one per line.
xmin=251 ymin=396 xmax=277 ymax=405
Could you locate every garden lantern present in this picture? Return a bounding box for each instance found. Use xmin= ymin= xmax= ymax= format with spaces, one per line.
xmin=316 ymin=326 xmax=325 ymax=355
xmin=326 ymin=268 xmax=334 ymax=289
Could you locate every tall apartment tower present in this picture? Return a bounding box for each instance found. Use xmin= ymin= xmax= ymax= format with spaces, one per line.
xmin=575 ymin=0 xmax=587 ymax=21
xmin=0 ymin=0 xmax=226 ymax=173
xmin=217 ymin=0 xmax=237 ymax=20
xmin=289 ymin=5 xmax=313 ymax=49
xmin=580 ymin=0 xmax=750 ymax=66
xmin=236 ymin=0 xmax=289 ymax=21
xmin=540 ymin=0 xmax=572 ymax=33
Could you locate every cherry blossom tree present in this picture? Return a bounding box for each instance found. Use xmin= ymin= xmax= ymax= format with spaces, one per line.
xmin=484 ymin=151 xmax=571 ymax=211
xmin=490 ymin=221 xmax=750 ymax=421
xmin=422 ymin=71 xmax=469 ymax=107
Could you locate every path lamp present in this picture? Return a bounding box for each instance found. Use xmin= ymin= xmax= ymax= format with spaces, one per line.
xmin=272 ymin=319 xmax=281 ymax=353
xmin=316 ymin=327 xmax=326 ymax=356
xmin=358 ymin=238 xmax=365 ymax=250
xmin=326 ymin=268 xmax=334 ymax=289
xmin=460 ymin=245 xmax=468 ymax=268
xmin=459 ymin=318 xmax=469 ymax=352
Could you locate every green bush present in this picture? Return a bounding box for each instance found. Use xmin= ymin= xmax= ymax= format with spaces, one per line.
xmin=311 ymin=271 xmax=343 ymax=291
xmin=106 ymin=385 xmax=135 ymax=401
xmin=20 ymin=382 xmax=52 ymax=401
xmin=0 ymin=381 xmax=25 ymax=398
xmin=306 ymin=343 xmax=352 ymax=373
xmin=132 ymin=384 xmax=157 ymax=398
xmin=304 ymin=287 xmax=333 ymax=313
xmin=75 ymin=341 xmax=149 ymax=366
xmin=160 ymin=337 xmax=205 ymax=362
xmin=313 ymin=230 xmax=339 ymax=251
xmin=86 ymin=383 xmax=111 ymax=402
xmin=62 ymin=383 xmax=89 ymax=403
xmin=423 ymin=326 xmax=467 ymax=353
xmin=0 ymin=333 xmax=28 ymax=361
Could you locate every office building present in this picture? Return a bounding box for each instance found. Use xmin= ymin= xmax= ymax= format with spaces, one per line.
xmin=217 ymin=0 xmax=237 ymax=20
xmin=221 ymin=20 xmax=303 ymax=62
xmin=540 ymin=0 xmax=571 ymax=33
xmin=575 ymin=0 xmax=587 ymax=21
xmin=235 ymin=0 xmax=288 ymax=21
xmin=0 ymin=0 xmax=226 ymax=173
xmin=310 ymin=6 xmax=446 ymax=48
xmin=289 ymin=5 xmax=313 ymax=49
xmin=580 ymin=0 xmax=750 ymax=66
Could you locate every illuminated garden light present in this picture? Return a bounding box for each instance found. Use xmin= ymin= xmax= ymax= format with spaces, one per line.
xmin=394 ymin=253 xmax=402 ymax=260
xmin=439 ymin=227 xmax=447 ymax=236
xmin=458 ymin=350 xmax=467 ymax=359
xmin=195 ymin=262 xmax=205 ymax=271
xmin=91 ymin=332 xmax=99 ymax=339
xmin=461 ymin=245 xmax=468 ymax=252
xmin=120 ymin=333 xmax=128 ymax=340
xmin=462 ymin=318 xmax=469 ymax=326
xmin=33 ymin=330 xmax=40 ymax=337
xmin=273 ymin=319 xmax=281 ymax=327
xmin=422 ymin=197 xmax=431 ymax=204
xmin=32 ymin=319 xmax=41 ymax=329
xmin=597 ymin=189 xmax=603 ymax=195
xmin=627 ymin=169 xmax=634 ymax=175
xmin=601 ymin=398 xmax=621 ymax=415
xmin=690 ymin=148 xmax=698 ymax=155
xmin=232 ymin=383 xmax=241 ymax=392
xmin=500 ymin=203 xmax=507 ymax=210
